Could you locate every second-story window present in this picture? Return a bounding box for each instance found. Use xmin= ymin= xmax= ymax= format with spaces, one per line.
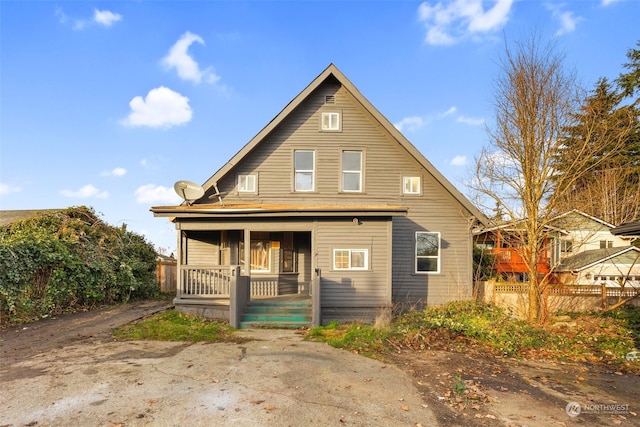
xmin=342 ymin=150 xmax=362 ymax=192
xmin=238 ymin=174 xmax=256 ymax=193
xmin=294 ymin=150 xmax=315 ymax=192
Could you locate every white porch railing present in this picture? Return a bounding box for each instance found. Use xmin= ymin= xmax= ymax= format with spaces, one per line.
xmin=180 ymin=265 xmax=235 ymax=297
xmin=179 ymin=266 xmax=281 ymax=298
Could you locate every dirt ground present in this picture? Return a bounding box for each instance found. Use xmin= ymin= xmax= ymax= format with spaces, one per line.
xmin=1 ymin=301 xmax=639 ymax=426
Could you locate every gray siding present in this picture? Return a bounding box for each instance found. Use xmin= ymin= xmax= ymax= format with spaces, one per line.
xmin=205 ymin=80 xmax=475 ymax=308
xmin=184 ymin=232 xmax=220 ymax=265
xmin=316 ymin=218 xmax=391 ymax=308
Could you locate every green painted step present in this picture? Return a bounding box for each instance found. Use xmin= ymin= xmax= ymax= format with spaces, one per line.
xmin=240 ymin=299 xmax=312 ymax=329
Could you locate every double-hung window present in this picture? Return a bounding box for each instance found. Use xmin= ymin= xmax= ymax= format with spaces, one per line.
xmin=416 ymin=232 xmax=440 ymax=273
xmin=333 ymin=249 xmax=368 ymax=270
xmin=342 ymin=150 xmax=362 ymax=192
xmin=238 ymin=174 xmax=256 ymax=193
xmin=294 ymin=150 xmax=315 ymax=192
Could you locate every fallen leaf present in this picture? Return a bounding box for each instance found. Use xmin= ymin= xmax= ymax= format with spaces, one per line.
xmin=577 ymin=376 xmax=585 ymax=381
xmin=401 ymin=404 xmax=409 ymax=411
xmin=264 ymin=405 xmax=276 ymax=411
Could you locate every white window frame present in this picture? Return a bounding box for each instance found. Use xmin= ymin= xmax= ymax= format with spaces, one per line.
xmin=341 ymin=150 xmax=362 ymax=193
xmin=415 ymin=231 xmax=440 ymax=274
xmin=238 ymin=174 xmax=257 ymax=193
xmin=333 ymin=249 xmax=369 ymax=271
xmin=403 ymin=176 xmax=421 ymax=194
xmin=321 ymin=112 xmax=341 ymax=131
xmin=294 ymin=150 xmax=315 ymax=192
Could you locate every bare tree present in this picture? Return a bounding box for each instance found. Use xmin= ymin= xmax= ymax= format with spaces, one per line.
xmin=473 ymin=33 xmax=634 ymax=323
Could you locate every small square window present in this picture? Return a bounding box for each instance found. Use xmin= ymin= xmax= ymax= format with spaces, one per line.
xmin=403 ymin=176 xmax=421 ymax=194
xmin=238 ymin=175 xmax=256 ymax=193
xmin=333 ymin=249 xmax=368 ymax=270
xmin=321 ymin=112 xmax=340 ymax=131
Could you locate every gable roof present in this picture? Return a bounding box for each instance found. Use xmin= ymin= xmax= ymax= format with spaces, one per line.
xmin=611 ymin=221 xmax=640 ymax=236
xmin=550 ymin=209 xmax=616 ymax=230
xmin=198 ymin=63 xmax=487 ymax=225
xmin=554 ymin=246 xmax=640 ymax=272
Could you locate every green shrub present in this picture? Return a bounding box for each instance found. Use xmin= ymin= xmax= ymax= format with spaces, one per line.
xmin=0 ymin=206 xmax=158 ymax=324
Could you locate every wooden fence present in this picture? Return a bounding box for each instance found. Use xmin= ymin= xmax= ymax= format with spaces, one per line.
xmin=478 ymin=280 xmax=640 ymax=318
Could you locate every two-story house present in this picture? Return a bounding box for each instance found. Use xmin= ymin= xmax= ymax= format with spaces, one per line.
xmin=152 ymin=64 xmax=487 ymax=327
xmin=475 ymin=210 xmax=639 ymax=287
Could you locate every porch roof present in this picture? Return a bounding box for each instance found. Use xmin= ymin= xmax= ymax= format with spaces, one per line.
xmin=151 ymin=202 xmax=408 ymax=219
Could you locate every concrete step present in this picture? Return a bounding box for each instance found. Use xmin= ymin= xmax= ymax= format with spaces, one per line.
xmin=239 ymin=320 xmax=311 ymax=329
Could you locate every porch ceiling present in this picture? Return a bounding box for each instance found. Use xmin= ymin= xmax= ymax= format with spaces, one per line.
xmin=151 ymin=202 xmax=408 ymax=218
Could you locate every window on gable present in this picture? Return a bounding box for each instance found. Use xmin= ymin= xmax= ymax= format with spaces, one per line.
xmin=333 ymin=249 xmax=368 ymax=270
xmin=403 ymin=176 xmax=421 ymax=194
xmin=294 ymin=150 xmax=315 ymax=192
xmin=416 ymin=232 xmax=440 ymax=274
xmin=342 ymin=150 xmax=362 ymax=192
xmin=321 ymin=112 xmax=341 ymax=131
xmin=238 ymin=174 xmax=256 ymax=193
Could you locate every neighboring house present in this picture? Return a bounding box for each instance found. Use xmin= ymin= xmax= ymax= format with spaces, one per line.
xmin=553 ymin=246 xmax=640 ymax=288
xmin=152 ymin=64 xmax=487 ymax=326
xmin=474 ymin=210 xmax=635 ymax=283
xmin=611 ymin=221 xmax=640 ymax=237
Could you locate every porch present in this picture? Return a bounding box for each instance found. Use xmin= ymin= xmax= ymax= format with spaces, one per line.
xmin=173 ymin=265 xmax=320 ymax=328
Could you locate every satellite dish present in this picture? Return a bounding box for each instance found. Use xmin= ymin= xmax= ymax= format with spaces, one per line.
xmin=174 ymin=180 xmax=205 ymax=205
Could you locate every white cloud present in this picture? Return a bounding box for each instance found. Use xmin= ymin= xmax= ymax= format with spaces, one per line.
xmin=394 ymin=116 xmax=425 ymax=132
xmin=450 ymin=155 xmax=467 ymax=166
xmin=0 ymin=182 xmax=22 ymax=195
xmin=441 ymin=106 xmax=457 ymax=117
xmin=94 ymin=9 xmax=122 ymax=27
xmin=55 ymin=7 xmax=121 ymax=30
xmin=60 ymin=184 xmax=109 ymax=199
xmin=456 ymin=115 xmax=485 ymax=125
xmin=162 ymin=31 xmax=220 ymax=84
xmin=545 ymin=3 xmax=582 ymax=36
xmin=121 ymin=86 xmax=192 ymax=129
xmin=102 ymin=167 xmax=127 ymax=177
xmin=418 ymin=0 xmax=514 ymax=46
xmin=601 ymin=0 xmax=622 ymax=6
xmin=135 ymin=184 xmax=182 ymax=204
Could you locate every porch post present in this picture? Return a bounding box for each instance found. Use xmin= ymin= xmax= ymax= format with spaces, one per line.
xmin=176 ymin=227 xmax=183 ymax=301
xmin=230 ymin=266 xmax=249 ymax=329
xmin=312 ymin=268 xmax=321 ymax=326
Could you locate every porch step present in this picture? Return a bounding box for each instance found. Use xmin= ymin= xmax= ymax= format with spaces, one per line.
xmin=240 ymin=299 xmax=311 ymax=329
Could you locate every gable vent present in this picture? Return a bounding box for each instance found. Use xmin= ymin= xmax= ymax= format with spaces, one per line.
xmin=325 ymin=95 xmax=336 ymax=104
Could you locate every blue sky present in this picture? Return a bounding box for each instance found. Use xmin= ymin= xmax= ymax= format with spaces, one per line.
xmin=1 ymin=0 xmax=638 ymax=253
